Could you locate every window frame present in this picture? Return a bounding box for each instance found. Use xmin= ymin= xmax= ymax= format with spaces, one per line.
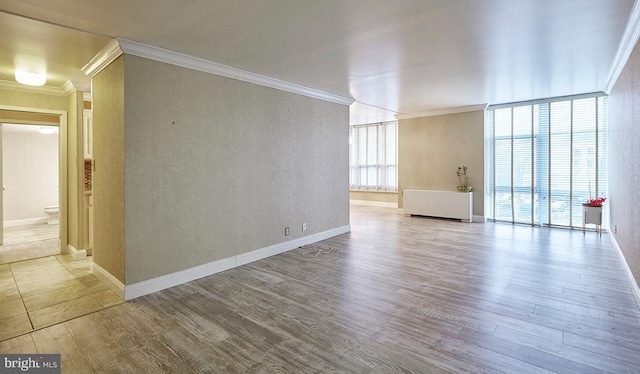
xmin=349 ymin=121 xmax=398 ymax=192
xmin=487 ymin=93 xmax=607 ymax=228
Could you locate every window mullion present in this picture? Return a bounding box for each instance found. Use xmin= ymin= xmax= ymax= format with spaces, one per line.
xmin=511 ymin=108 xmax=515 ymax=223
xmin=531 ymin=105 xmax=535 ymax=226
xmin=569 ymin=100 xmax=574 ymax=228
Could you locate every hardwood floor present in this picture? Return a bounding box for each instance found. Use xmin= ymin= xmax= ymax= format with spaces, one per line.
xmin=1 ymin=204 xmax=639 ymax=373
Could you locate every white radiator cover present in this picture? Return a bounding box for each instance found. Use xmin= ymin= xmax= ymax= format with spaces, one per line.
xmin=403 ymin=189 xmax=473 ymax=222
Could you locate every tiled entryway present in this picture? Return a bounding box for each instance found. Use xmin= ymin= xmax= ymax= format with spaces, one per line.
xmin=0 ymin=255 xmax=121 ymax=341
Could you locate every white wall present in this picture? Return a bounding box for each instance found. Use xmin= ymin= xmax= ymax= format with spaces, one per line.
xmin=2 ymin=124 xmax=59 ymax=224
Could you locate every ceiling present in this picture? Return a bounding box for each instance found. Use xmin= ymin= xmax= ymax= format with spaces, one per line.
xmin=0 ymin=0 xmax=636 ymax=124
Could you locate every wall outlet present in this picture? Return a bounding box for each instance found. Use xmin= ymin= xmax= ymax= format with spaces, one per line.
xmin=302 ymin=222 xmax=307 ymax=231
xmin=284 ymin=227 xmax=290 ymax=236
xmin=614 ymin=225 xmax=617 ymax=234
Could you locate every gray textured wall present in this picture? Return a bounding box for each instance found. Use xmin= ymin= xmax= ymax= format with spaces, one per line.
xmin=608 ymin=40 xmax=640 ymax=288
xmin=123 ymin=55 xmax=350 ymax=284
xmin=398 ymin=110 xmax=485 ymax=217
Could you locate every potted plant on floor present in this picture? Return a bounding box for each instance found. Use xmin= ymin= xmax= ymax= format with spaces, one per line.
xmin=456 ymin=166 xmax=472 ymax=192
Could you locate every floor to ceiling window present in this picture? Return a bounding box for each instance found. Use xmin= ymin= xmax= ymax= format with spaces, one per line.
xmin=349 ymin=121 xmax=397 ymax=191
xmin=487 ymin=93 xmax=607 ymax=228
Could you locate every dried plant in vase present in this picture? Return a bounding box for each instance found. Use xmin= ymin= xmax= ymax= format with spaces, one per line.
xmin=456 ymin=165 xmax=472 ymax=192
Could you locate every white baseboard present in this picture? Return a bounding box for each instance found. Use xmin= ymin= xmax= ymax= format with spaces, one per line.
xmin=91 ymin=262 xmax=125 ymax=300
xmin=350 ymin=199 xmax=398 ymax=208
xmin=124 ymin=257 xmax=237 ymax=301
xmin=66 ymin=244 xmax=87 ymax=260
xmin=4 ymin=217 xmax=48 ymax=228
xmin=236 ymin=225 xmax=351 ymax=266
xmin=473 ymin=215 xmax=486 ymax=223
xmin=609 ymin=234 xmax=640 ymax=310
xmin=123 ymin=224 xmax=351 ymax=301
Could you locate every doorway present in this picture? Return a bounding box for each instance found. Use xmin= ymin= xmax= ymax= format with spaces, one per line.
xmin=0 ymin=123 xmax=60 ymax=263
xmin=0 ymin=105 xmax=67 ymax=263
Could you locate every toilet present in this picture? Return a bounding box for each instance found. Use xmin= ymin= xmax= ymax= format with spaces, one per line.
xmin=44 ymin=206 xmax=59 ymax=225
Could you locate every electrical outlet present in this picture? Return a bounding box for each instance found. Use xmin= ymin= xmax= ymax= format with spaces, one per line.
xmin=285 ymin=227 xmax=290 ymax=236
xmin=302 ymin=222 xmax=307 ymax=231
xmin=614 ymin=225 xmax=617 ymax=234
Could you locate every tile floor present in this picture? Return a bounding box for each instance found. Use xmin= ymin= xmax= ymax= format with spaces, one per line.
xmin=1 ymin=223 xmax=60 ymax=265
xmin=0 ymin=255 xmax=122 ymax=341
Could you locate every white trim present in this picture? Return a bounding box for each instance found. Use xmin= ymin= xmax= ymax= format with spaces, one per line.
xmin=0 ymin=79 xmax=68 ymax=96
xmin=236 ymin=225 xmax=351 ymax=266
xmin=91 ymin=262 xmax=125 ymax=300
xmin=81 ymin=39 xmax=124 ymax=78
xmin=3 ymin=217 xmax=48 ymax=228
xmin=123 ymin=225 xmax=351 ymax=300
xmin=124 ymin=257 xmax=237 ymax=301
xmin=473 ymin=215 xmax=486 ymax=223
xmin=61 ymin=80 xmax=76 ymax=95
xmin=396 ymin=104 xmax=488 ymax=120
xmin=66 ymin=244 xmax=87 ymax=261
xmin=116 ymin=38 xmax=354 ymax=106
xmin=350 ymin=199 xmax=398 ymax=208
xmin=609 ymin=234 xmax=640 ymax=310
xmin=605 ymin=0 xmax=640 ymax=93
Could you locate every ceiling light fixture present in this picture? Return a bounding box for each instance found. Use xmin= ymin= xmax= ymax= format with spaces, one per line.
xmin=15 ymin=70 xmax=47 ymax=86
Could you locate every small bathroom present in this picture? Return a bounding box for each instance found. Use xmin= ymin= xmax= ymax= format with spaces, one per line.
xmin=2 ymin=123 xmax=59 ymax=247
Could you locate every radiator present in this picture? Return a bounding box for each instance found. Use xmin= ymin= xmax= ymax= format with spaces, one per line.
xmin=403 ymin=189 xmax=473 ymax=222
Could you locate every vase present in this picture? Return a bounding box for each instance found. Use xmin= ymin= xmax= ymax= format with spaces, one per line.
xmin=457 ymin=186 xmax=472 ymax=192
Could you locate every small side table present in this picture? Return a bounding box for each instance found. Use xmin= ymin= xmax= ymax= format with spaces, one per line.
xmin=582 ymin=205 xmax=602 ymax=236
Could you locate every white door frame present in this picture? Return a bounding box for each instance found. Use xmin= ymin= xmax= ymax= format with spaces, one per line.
xmin=0 ymin=104 xmax=67 ymax=251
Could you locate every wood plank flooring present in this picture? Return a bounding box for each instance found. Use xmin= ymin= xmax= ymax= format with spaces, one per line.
xmin=1 ymin=204 xmax=639 ymax=373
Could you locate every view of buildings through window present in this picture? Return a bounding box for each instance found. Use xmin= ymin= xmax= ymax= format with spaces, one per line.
xmin=487 ymin=95 xmax=607 ymax=227
xmin=349 ymin=121 xmax=397 ymax=191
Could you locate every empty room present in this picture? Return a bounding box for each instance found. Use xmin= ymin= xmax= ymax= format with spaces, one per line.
xmin=1 ymin=1 xmax=639 ymax=373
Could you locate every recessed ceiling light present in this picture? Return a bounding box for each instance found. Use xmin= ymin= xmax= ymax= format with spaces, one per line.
xmin=15 ymin=70 xmax=47 ymax=86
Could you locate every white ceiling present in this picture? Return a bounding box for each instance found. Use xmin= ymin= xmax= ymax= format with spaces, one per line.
xmin=0 ymin=0 xmax=635 ymax=124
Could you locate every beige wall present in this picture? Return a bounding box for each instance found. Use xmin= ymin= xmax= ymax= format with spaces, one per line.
xmin=66 ymin=91 xmax=84 ymax=250
xmin=608 ymin=39 xmax=640 ymax=288
xmin=0 ymin=89 xmax=67 ymax=111
xmin=0 ymin=87 xmax=86 ymax=253
xmin=398 ymin=110 xmax=485 ymax=217
xmin=349 ymin=191 xmax=398 ymax=205
xmin=92 ymin=56 xmax=126 ymax=283
xmin=94 ymin=54 xmax=350 ymax=284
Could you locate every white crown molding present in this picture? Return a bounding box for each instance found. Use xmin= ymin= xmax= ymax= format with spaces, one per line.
xmin=124 ymin=224 xmax=351 ymax=300
xmin=0 ymin=79 xmax=68 ymax=96
xmin=82 ymin=38 xmax=124 ymax=78
xmin=605 ymin=0 xmax=640 ymax=93
xmin=61 ymin=80 xmax=75 ymax=95
xmin=395 ymin=103 xmax=488 ymax=120
xmin=116 ymin=38 xmax=354 ymax=106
